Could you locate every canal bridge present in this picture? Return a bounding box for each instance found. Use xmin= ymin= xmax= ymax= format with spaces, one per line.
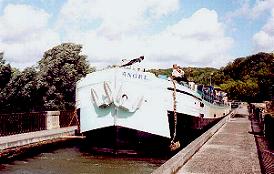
xmin=0 ymin=104 xmax=273 ymax=173
xmin=0 ymin=111 xmax=78 ymax=159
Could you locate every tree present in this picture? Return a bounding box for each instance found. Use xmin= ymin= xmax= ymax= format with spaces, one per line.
xmin=0 ymin=52 xmax=12 ymax=89
xmin=148 ymin=52 xmax=273 ymax=103
xmin=37 ymin=43 xmax=92 ymax=110
xmin=1 ymin=67 xmax=39 ymax=112
xmin=220 ymin=79 xmax=259 ymax=102
xmin=211 ymin=71 xmax=231 ymax=86
xmin=148 ymin=68 xmax=172 ymax=77
xmin=221 ymin=52 xmax=274 ymax=102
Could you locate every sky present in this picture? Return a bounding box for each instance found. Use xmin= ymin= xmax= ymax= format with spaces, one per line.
xmin=0 ymin=0 xmax=274 ymax=69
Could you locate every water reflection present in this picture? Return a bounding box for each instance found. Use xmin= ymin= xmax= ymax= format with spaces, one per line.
xmin=0 ymin=147 xmax=165 ymax=174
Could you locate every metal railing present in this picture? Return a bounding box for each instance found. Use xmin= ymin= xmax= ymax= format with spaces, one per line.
xmin=264 ymin=114 xmax=274 ymax=147
xmin=249 ymin=104 xmax=274 ymax=174
xmin=59 ymin=110 xmax=78 ymax=128
xmin=197 ymin=90 xmax=229 ymax=106
xmin=0 ymin=112 xmax=46 ymax=136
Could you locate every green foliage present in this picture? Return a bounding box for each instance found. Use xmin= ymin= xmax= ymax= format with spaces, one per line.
xmin=0 ymin=67 xmax=39 ymax=112
xmin=148 ymin=66 xmax=221 ymax=86
xmin=0 ymin=43 xmax=92 ymax=112
xmin=221 ymin=52 xmax=273 ymax=102
xmin=223 ymin=52 xmax=273 ymax=80
xmin=149 ymin=52 xmax=273 ymax=102
xmin=0 ymin=46 xmax=273 ymax=112
xmin=220 ymin=79 xmax=259 ymax=101
xmin=0 ymin=52 xmax=12 ymax=89
xmin=37 ymin=43 xmax=92 ymax=110
xmin=148 ymin=68 xmax=172 ymax=77
xmin=184 ymin=67 xmax=219 ymax=85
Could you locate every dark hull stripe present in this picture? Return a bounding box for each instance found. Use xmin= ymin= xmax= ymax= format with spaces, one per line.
xmin=83 ymin=126 xmax=171 ymax=157
xmin=167 ymin=87 xmax=202 ymax=101
xmin=167 ymin=111 xmax=224 ymax=147
xmin=82 ymin=112 xmax=223 ymax=156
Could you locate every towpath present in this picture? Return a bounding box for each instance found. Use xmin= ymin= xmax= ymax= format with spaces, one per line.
xmin=176 ymin=104 xmax=261 ymax=173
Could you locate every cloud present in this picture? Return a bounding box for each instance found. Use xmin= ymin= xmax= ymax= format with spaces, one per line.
xmin=0 ymin=4 xmax=60 ymax=67
xmin=57 ymin=0 xmax=179 ymax=39
xmin=62 ymin=8 xmax=233 ymax=68
xmin=225 ymin=0 xmax=249 ymax=23
xmin=145 ymin=8 xmax=233 ymax=67
xmin=226 ymin=0 xmax=274 ymax=21
xmin=0 ymin=4 xmax=49 ymax=40
xmin=251 ymin=0 xmax=274 ymax=18
xmin=0 ymin=1 xmax=233 ymax=69
xmin=253 ymin=9 xmax=274 ymax=52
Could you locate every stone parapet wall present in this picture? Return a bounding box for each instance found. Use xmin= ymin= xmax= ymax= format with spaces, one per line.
xmin=46 ymin=111 xmax=60 ymax=130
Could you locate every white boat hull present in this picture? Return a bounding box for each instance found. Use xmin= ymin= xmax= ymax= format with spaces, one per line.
xmin=76 ymin=68 xmax=231 ymax=153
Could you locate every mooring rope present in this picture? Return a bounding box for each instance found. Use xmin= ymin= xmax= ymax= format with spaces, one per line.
xmin=68 ymin=109 xmax=78 ymax=127
xmin=171 ymin=79 xmax=177 ymax=144
xmin=169 ymin=79 xmax=181 ymax=151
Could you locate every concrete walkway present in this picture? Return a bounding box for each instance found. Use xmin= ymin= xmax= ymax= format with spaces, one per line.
xmin=0 ymin=126 xmax=77 ymax=151
xmin=177 ymin=105 xmax=261 ymax=174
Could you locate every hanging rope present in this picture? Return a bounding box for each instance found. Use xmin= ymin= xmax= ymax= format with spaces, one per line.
xmin=171 ymin=79 xmax=177 ymax=143
xmin=170 ymin=79 xmax=181 ymax=151
xmin=67 ymin=109 xmax=81 ymax=135
xmin=68 ymin=109 xmax=79 ymax=127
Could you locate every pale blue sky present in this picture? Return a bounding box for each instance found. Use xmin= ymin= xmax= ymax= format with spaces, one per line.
xmin=0 ymin=0 xmax=273 ymax=69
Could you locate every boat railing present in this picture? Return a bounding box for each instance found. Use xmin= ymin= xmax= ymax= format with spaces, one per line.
xmin=198 ymin=90 xmax=228 ymax=106
xmin=157 ymin=75 xmax=229 ymax=106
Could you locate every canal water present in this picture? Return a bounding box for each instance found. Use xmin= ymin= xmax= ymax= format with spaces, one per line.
xmin=0 ymin=145 xmax=166 ymax=174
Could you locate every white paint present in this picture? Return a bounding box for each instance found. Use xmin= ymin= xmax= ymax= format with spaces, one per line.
xmin=76 ymin=68 xmax=230 ymax=138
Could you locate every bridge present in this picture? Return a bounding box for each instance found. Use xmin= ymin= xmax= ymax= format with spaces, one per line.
xmin=0 ymin=111 xmax=78 ymax=160
xmin=0 ymin=104 xmax=273 ymax=173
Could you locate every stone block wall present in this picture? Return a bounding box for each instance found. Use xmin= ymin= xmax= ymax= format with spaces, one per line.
xmin=46 ymin=111 xmax=60 ymax=130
